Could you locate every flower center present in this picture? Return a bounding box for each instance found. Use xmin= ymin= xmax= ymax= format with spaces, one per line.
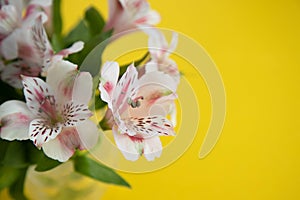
xmin=127 ymin=96 xmax=144 ymax=108
xmin=39 ymin=95 xmax=59 ymax=124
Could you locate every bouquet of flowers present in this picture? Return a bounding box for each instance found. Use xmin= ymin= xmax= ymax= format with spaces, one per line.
xmin=0 ymin=0 xmax=180 ymax=199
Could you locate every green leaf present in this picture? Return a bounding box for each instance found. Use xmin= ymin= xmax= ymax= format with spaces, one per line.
xmin=53 ymin=0 xmax=62 ymax=36
xmin=79 ymin=30 xmax=112 ymax=76
xmin=0 ymin=139 xmax=10 ymax=162
xmin=84 ymin=7 xmax=105 ymax=36
xmin=52 ymin=0 xmax=63 ymax=51
xmin=94 ymin=92 xmax=107 ymax=110
xmin=8 ymin=167 xmax=28 ymax=200
xmin=0 ymin=165 xmax=21 ymax=190
xmin=25 ymin=141 xmax=42 ymax=165
xmin=74 ymin=155 xmax=130 ymax=188
xmin=52 ymin=33 xmax=63 ymax=52
xmin=35 ymin=153 xmax=62 ymax=172
xmin=63 ymin=20 xmax=91 ymax=48
xmin=2 ymin=141 xmax=29 ymax=168
xmin=99 ymin=117 xmax=111 ymax=131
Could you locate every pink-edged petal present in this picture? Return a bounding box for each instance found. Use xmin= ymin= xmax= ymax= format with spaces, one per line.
xmin=113 ymin=125 xmax=141 ymax=161
xmin=104 ymin=0 xmax=123 ymax=31
xmin=113 ymin=63 xmax=138 ymax=113
xmin=99 ymin=61 xmax=120 ymax=108
xmin=124 ymin=115 xmax=175 ymax=137
xmin=135 ymin=10 xmax=160 ymax=26
xmin=22 ymin=76 xmax=55 ymax=118
xmin=143 ymin=136 xmax=162 ymax=161
xmin=29 ymin=118 xmax=62 ymax=148
xmin=76 ymin=119 xmax=99 ymax=150
xmin=62 ymin=102 xmax=92 ymax=127
xmin=1 ymin=61 xmax=41 ymax=89
xmin=30 ymin=16 xmax=53 ymax=61
xmin=56 ymin=41 xmax=84 ymax=57
xmin=144 ymin=28 xmax=168 ymax=58
xmin=72 ymin=71 xmax=93 ymax=105
xmin=46 ymin=60 xmax=77 ymax=103
xmin=0 ymin=100 xmax=34 ymax=140
xmin=41 ymin=127 xmax=76 ymax=162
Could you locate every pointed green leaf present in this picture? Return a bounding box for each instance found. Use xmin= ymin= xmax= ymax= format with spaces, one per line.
xmin=34 ymin=153 xmax=62 ymax=172
xmin=53 ymin=0 xmax=62 ymax=36
xmin=85 ymin=7 xmax=105 ymax=36
xmin=2 ymin=141 xmax=29 ymax=168
xmin=0 ymin=165 xmax=21 ymax=190
xmin=51 ymin=0 xmax=63 ymax=51
xmin=0 ymin=139 xmax=10 ymax=162
xmin=8 ymin=167 xmax=28 ymax=200
xmin=79 ymin=30 xmax=112 ymax=76
xmin=64 ymin=20 xmax=91 ymax=48
xmin=74 ymin=155 xmax=130 ymax=188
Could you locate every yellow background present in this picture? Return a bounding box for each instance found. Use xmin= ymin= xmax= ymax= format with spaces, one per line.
xmin=2 ymin=0 xmax=299 ymax=199
xmin=61 ymin=0 xmax=300 ymax=199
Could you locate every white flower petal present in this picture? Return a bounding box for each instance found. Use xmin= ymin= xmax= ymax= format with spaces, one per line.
xmin=0 ymin=5 xmax=18 ymax=38
xmin=29 ymin=0 xmax=52 ymax=7
xmin=113 ymin=63 xmax=138 ymax=113
xmin=1 ymin=61 xmax=41 ymax=89
xmin=0 ymin=31 xmax=18 ymax=60
xmin=169 ymin=32 xmax=178 ymax=54
xmin=72 ymin=71 xmax=93 ymax=105
xmin=76 ymin=119 xmax=99 ymax=150
xmin=62 ymin=102 xmax=92 ymax=127
xmin=138 ymin=70 xmax=177 ymax=94
xmin=124 ymin=115 xmax=175 ymax=137
xmin=46 ymin=60 xmax=77 ymax=104
xmin=42 ymin=125 xmax=94 ymax=162
xmin=42 ymin=129 xmax=75 ymax=162
xmin=0 ymin=100 xmax=34 ymax=140
xmin=145 ymin=61 xmax=158 ymax=73
xmin=22 ymin=76 xmax=55 ymax=118
xmin=143 ymin=136 xmax=162 ymax=161
xmin=99 ymin=61 xmax=120 ymax=109
xmin=56 ymin=41 xmax=84 ymax=57
xmin=113 ymin=126 xmax=140 ymax=161
xmin=29 ymin=118 xmax=62 ymax=148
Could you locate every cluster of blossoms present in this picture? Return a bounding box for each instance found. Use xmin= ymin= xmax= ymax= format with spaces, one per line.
xmin=0 ymin=0 xmax=180 ymax=162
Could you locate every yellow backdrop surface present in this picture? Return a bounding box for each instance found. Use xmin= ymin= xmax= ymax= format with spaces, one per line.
xmin=64 ymin=0 xmax=299 ymax=199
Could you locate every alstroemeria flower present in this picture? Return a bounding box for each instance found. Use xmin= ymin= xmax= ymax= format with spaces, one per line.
xmin=0 ymin=60 xmax=99 ymax=162
xmin=0 ymin=60 xmax=40 ymax=88
xmin=99 ymin=61 xmax=177 ymax=161
xmin=144 ymin=29 xmax=180 ymax=85
xmin=0 ymin=16 xmax=84 ymax=88
xmin=0 ymin=0 xmax=50 ymax=43
xmin=105 ymin=0 xmax=160 ymax=35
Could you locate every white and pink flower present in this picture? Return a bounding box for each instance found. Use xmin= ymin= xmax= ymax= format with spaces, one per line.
xmin=105 ymin=0 xmax=160 ymax=35
xmin=144 ymin=28 xmax=180 ymax=85
xmin=0 ymin=16 xmax=84 ymax=88
xmin=0 ymin=60 xmax=98 ymax=162
xmin=99 ymin=61 xmax=177 ymax=161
